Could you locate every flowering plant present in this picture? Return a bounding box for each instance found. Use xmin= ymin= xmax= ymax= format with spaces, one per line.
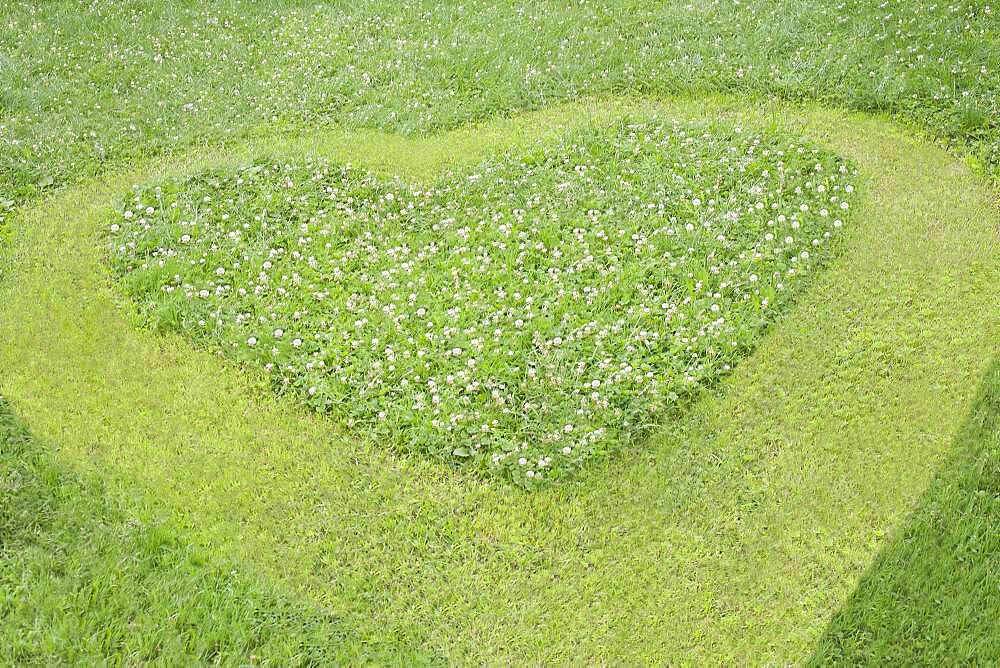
xmin=108 ymin=118 xmax=858 ymax=485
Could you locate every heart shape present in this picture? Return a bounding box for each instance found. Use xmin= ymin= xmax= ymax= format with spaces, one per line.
xmin=107 ymin=117 xmax=857 ymax=484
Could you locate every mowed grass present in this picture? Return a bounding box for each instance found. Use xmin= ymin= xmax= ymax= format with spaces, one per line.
xmin=2 ymin=0 xmax=999 ymax=662
xmin=0 ymin=398 xmax=426 ymax=665
xmin=1 ymin=97 xmax=998 ymax=662
xmin=810 ymin=360 xmax=1000 ymax=664
xmin=106 ymin=120 xmax=858 ymax=484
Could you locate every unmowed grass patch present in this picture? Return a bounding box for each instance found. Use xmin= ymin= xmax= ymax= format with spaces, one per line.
xmin=106 ymin=118 xmax=858 ymax=484
xmin=0 ymin=0 xmax=997 ymax=219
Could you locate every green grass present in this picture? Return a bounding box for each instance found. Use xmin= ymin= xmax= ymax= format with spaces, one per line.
xmin=105 ymin=120 xmax=858 ymax=483
xmin=809 ymin=359 xmax=1000 ymax=664
xmin=3 ymin=0 xmax=1000 ymax=660
xmin=2 ymin=97 xmax=998 ymax=662
xmin=0 ymin=0 xmax=997 ymax=219
xmin=0 ymin=397 xmax=427 ymax=665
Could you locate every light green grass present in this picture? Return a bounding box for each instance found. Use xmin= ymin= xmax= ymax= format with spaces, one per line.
xmin=809 ymin=359 xmax=1000 ymax=664
xmin=2 ymin=96 xmax=998 ymax=663
xmin=105 ymin=119 xmax=859 ymax=484
xmin=0 ymin=398 xmax=427 ymax=665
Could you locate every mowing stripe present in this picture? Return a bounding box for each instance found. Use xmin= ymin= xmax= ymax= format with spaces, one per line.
xmin=808 ymin=359 xmax=1000 ymax=664
xmin=1 ymin=97 xmax=998 ymax=663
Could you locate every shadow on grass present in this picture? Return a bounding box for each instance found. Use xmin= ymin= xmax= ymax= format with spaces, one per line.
xmin=809 ymin=357 xmax=1000 ymax=664
xmin=0 ymin=398 xmax=433 ymax=665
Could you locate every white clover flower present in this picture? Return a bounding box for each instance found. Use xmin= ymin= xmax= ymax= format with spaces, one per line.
xmin=109 ymin=126 xmax=857 ymax=484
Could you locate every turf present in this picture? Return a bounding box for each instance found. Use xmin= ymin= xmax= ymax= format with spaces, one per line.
xmin=809 ymin=359 xmax=1000 ymax=664
xmin=104 ymin=120 xmax=859 ymax=483
xmin=1 ymin=0 xmax=997 ymax=218
xmin=2 ymin=97 xmax=998 ymax=662
xmin=0 ymin=398 xmax=427 ymax=665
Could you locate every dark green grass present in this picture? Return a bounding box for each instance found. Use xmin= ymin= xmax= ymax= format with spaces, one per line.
xmin=809 ymin=358 xmax=1000 ymax=664
xmin=0 ymin=397 xmax=428 ymax=665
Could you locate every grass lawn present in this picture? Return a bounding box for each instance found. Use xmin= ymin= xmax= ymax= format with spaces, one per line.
xmin=2 ymin=96 xmax=998 ymax=662
xmin=2 ymin=0 xmax=1000 ymax=662
xmin=810 ymin=360 xmax=1000 ymax=664
xmin=0 ymin=398 xmax=416 ymax=664
xmin=2 ymin=1 xmax=997 ymax=213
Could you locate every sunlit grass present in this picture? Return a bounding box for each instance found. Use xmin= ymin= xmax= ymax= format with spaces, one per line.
xmin=105 ymin=119 xmax=857 ymax=483
xmin=0 ymin=398 xmax=425 ymax=665
xmin=810 ymin=360 xmax=1000 ymax=665
xmin=2 ymin=98 xmax=997 ymax=662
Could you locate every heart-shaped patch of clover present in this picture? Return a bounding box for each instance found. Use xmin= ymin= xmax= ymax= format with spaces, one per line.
xmin=107 ymin=118 xmax=857 ymax=485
